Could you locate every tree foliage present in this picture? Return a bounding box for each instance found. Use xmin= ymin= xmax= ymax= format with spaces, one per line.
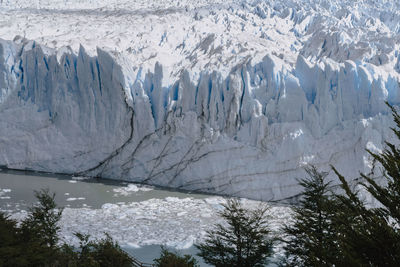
xmin=196 ymin=198 xmax=273 ymax=267
xmin=0 ymin=189 xmax=134 ymax=267
xmin=14 ymin=189 xmax=64 ymax=266
xmin=282 ymin=103 xmax=400 ymax=266
xmin=282 ymin=166 xmax=343 ymax=266
xmin=153 ymin=246 xmax=199 ymax=267
xmin=0 ymin=213 xmax=26 ymax=266
xmin=21 ymin=189 xmax=63 ymax=248
xmin=329 ymin=102 xmax=400 ymax=266
xmin=69 ymin=232 xmax=134 ymax=267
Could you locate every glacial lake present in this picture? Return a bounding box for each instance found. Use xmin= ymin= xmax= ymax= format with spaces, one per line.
xmin=0 ymin=170 xmax=288 ymax=266
xmin=0 ymin=169 xmax=212 ymax=266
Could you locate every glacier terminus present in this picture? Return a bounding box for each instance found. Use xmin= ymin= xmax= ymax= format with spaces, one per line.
xmin=0 ymin=0 xmax=400 ymax=201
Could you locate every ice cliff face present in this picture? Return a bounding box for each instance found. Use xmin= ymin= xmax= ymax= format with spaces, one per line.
xmin=0 ymin=0 xmax=400 ymax=201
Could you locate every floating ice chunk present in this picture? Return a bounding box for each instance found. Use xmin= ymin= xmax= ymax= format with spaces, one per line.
xmin=72 ymin=176 xmax=89 ymax=181
xmin=203 ymin=197 xmax=224 ymax=204
xmin=6 ymin=195 xmax=293 ymax=253
xmin=66 ymin=197 xmax=86 ymax=201
xmin=200 ymin=212 xmax=212 ymax=218
xmin=0 ymin=188 xmax=12 ymax=198
xmin=113 ymin=184 xmax=153 ymax=196
xmin=176 ymin=211 xmax=187 ymax=216
xmin=101 ymin=203 xmax=119 ymax=209
xmin=165 ymin=197 xmax=180 ymax=202
xmin=115 ymin=184 xmax=139 ymax=193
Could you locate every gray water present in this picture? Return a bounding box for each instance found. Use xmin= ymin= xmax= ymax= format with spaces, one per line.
xmin=0 ymin=169 xmax=210 ymax=266
xmin=0 ymin=169 xmax=208 ymax=210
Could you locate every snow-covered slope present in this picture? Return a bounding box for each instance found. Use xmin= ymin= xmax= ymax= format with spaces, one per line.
xmin=0 ymin=0 xmax=399 ymax=201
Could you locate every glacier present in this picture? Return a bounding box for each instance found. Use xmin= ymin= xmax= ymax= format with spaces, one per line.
xmin=0 ymin=0 xmax=400 ymax=201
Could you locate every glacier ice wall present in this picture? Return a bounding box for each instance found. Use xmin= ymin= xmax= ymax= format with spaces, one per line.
xmin=0 ymin=40 xmax=132 ymax=173
xmin=0 ymin=37 xmax=399 ymax=201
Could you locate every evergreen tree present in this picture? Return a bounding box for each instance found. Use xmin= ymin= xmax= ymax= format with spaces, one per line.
xmin=17 ymin=188 xmax=63 ymax=266
xmin=282 ymin=166 xmax=343 ymax=266
xmin=330 ymin=102 xmax=400 ymax=266
xmin=196 ymin=199 xmax=273 ymax=267
xmin=362 ymin=103 xmax=400 ymax=224
xmin=0 ymin=212 xmax=27 ymax=266
xmin=331 ymin=168 xmax=400 ymax=266
xmin=154 ymin=246 xmax=199 ymax=267
xmin=74 ymin=232 xmax=134 ymax=267
xmin=20 ymin=188 xmax=63 ymax=247
xmin=0 ymin=188 xmax=136 ymax=267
